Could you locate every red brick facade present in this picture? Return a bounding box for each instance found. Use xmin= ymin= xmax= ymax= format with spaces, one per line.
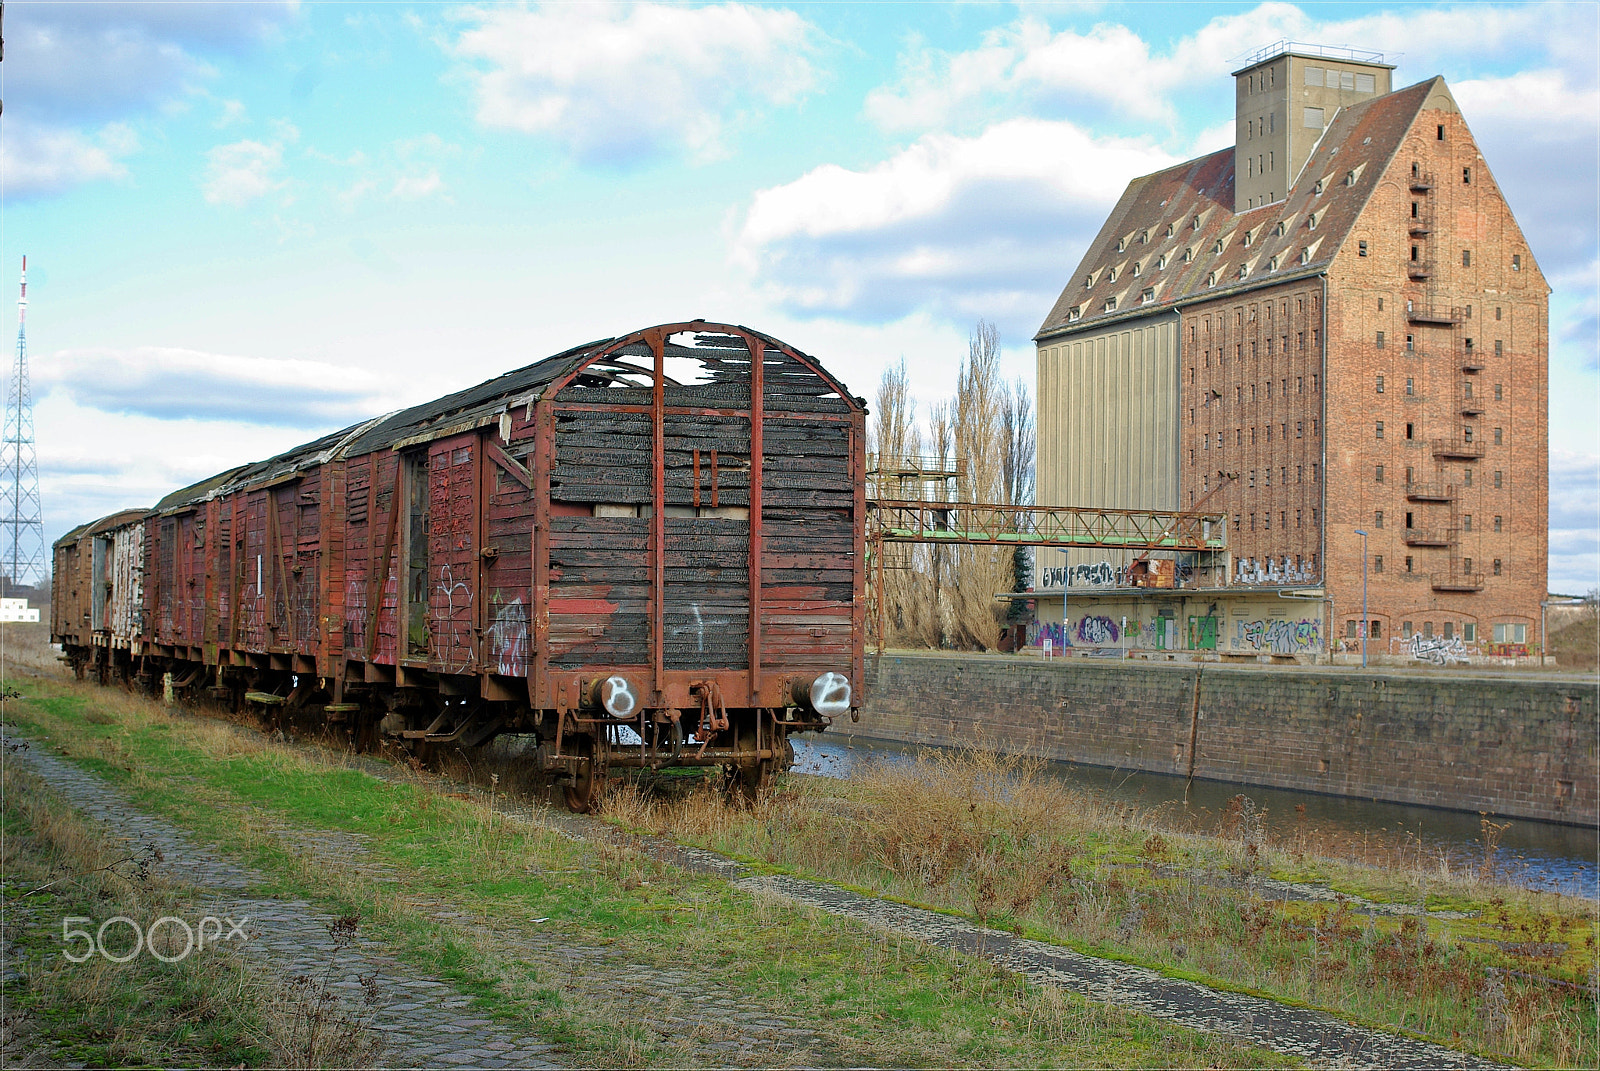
xmin=1321 ymin=105 xmax=1548 ymax=652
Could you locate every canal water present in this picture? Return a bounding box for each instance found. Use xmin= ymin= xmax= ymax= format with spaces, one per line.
xmin=792 ymin=734 xmax=1598 ymax=900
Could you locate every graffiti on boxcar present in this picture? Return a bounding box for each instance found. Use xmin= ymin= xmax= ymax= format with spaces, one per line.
xmin=437 ymin=564 xmax=472 ymax=617
xmin=1235 ymin=618 xmax=1321 ymax=654
xmin=671 ymin=602 xmax=732 ymax=655
xmin=488 ymin=596 xmax=528 ymax=676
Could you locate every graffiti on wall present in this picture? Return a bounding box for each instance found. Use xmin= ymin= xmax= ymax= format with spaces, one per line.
xmin=1234 ymin=617 xmax=1322 ymax=654
xmin=1029 ymin=621 xmax=1070 ymax=648
xmin=1038 ymin=562 xmax=1125 ymax=589
xmin=1075 ymin=615 xmax=1120 ymax=645
xmin=1234 ymin=555 xmax=1317 ymax=586
xmin=1407 ymin=633 xmax=1470 ymax=665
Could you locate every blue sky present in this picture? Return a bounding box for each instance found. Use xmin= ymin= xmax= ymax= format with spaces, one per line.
xmin=1 ymin=1 xmax=1595 ymax=592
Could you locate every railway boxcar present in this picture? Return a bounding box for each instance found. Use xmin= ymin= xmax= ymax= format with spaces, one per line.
xmin=51 ymin=508 xmax=152 ymax=679
xmin=54 ymin=322 xmax=865 ymax=808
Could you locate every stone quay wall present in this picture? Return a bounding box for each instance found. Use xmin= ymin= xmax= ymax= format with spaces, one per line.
xmin=858 ymin=653 xmax=1596 ymax=827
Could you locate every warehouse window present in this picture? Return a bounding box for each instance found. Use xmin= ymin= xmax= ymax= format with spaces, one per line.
xmin=1493 ymin=559 xmax=1502 ymax=576
xmin=1404 ymin=422 xmax=1413 ymax=439
xmin=1376 ymin=375 xmax=1385 ymax=393
xmin=1494 ymin=382 xmax=1502 ymax=400
xmin=1305 ymin=106 xmax=1324 ymax=128
xmin=1406 ymin=556 xmax=1414 ymax=573
xmin=1494 ymin=515 xmax=1502 ymax=532
xmin=1373 ymin=555 xmax=1383 ymax=573
xmin=1463 ymin=514 xmax=1472 ymax=532
xmin=1375 ymin=464 xmax=1383 ymax=482
xmin=1494 ymin=427 xmax=1502 ymax=445
xmin=1405 ymin=377 xmax=1414 ymax=395
xmin=1376 ymin=421 xmax=1384 ymax=439
xmin=1494 ymin=470 xmax=1503 ymax=488
xmin=1375 ymin=510 xmax=1384 ymax=529
xmin=1463 ymin=166 xmax=1471 ymax=184
xmin=1462 ymin=249 xmax=1471 ymax=267
xmin=1512 ymin=254 xmax=1521 ymax=271
xmin=1359 ymin=240 xmax=1368 ymax=256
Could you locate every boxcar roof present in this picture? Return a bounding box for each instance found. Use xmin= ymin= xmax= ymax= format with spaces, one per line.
xmin=53 ymin=507 xmax=155 ymax=548
xmin=148 ymin=322 xmax=859 ymax=511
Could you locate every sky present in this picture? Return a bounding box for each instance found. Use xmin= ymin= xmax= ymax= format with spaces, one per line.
xmin=0 ymin=0 xmax=1595 ymax=593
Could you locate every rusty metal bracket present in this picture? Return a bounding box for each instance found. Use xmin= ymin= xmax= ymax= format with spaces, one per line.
xmin=690 ymin=680 xmax=729 ymax=756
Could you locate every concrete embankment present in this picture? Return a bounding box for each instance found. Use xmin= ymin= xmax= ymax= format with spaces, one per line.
xmin=860 ymin=653 xmax=1597 ymax=827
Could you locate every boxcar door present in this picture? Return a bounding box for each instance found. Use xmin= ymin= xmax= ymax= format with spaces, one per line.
xmin=661 ymin=332 xmax=754 ymax=672
xmin=427 ymin=434 xmax=480 ymax=673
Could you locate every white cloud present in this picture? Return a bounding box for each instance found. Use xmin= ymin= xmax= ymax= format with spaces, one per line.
xmin=865 ymin=6 xmax=1312 ymax=132
xmin=864 ymin=4 xmax=1597 ymax=147
xmin=0 ymin=1 xmax=296 ymax=200
xmin=1549 ymin=450 xmax=1600 ymax=595
xmin=451 ymin=1 xmax=819 ymax=162
xmin=0 ymin=120 xmax=138 ymax=197
xmin=733 ymin=118 xmax=1175 ymax=333
xmin=36 ymin=346 xmax=394 ymax=428
xmin=202 ymin=137 xmax=288 ymax=206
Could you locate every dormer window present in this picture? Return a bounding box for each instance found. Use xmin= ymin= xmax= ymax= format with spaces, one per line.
xmin=1213 ymin=239 xmax=1224 ymax=254
xmin=1107 ymin=268 xmax=1117 ymax=283
xmin=1165 ymin=223 xmax=1175 ymax=237
xmin=1068 ymin=306 xmax=1082 ymax=322
xmin=1192 ymin=215 xmax=1201 ymax=230
xmin=1140 ymin=287 xmax=1155 ymax=304
xmin=1084 ymin=273 xmax=1095 ymax=288
xmin=1105 ymin=297 xmax=1118 ymax=312
xmin=1183 ymin=247 xmax=1194 ymax=262
xmin=1157 ymin=254 xmax=1167 ymax=270
xmin=1345 ymin=170 xmax=1356 ymax=186
xmin=1269 ymin=255 xmax=1280 ymax=271
xmin=1313 ymin=179 xmax=1325 ymax=195
xmin=1139 ymin=230 xmax=1149 ymax=244
xmin=1308 ymin=212 xmax=1318 ymax=230
xmin=1238 ymin=263 xmax=1250 ymax=279
xmin=1207 ymin=271 xmax=1218 ymax=287
xmin=1116 ymin=237 xmax=1126 ymax=252
xmin=1275 ymin=221 xmax=1286 ymax=237
xmin=1300 ymin=247 xmax=1311 ymax=265
xmin=1131 ymin=261 xmax=1141 ymax=277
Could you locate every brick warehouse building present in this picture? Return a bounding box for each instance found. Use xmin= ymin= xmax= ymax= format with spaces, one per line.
xmin=1033 ymin=42 xmax=1548 ymax=661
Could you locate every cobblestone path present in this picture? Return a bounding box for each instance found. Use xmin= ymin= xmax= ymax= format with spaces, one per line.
xmin=2 ymin=726 xmax=843 ymax=1068
xmin=336 ymin=742 xmax=1511 ymax=1071
xmin=736 ymin=874 xmax=1511 ymax=1071
xmin=2 ymin=731 xmax=563 ymax=1069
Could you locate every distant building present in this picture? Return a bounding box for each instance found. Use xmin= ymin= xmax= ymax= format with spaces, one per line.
xmin=1032 ymin=42 xmax=1548 ymax=662
xmin=0 ymin=596 xmax=40 ymax=622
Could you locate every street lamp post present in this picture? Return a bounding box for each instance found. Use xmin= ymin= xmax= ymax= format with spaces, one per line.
xmin=1353 ymin=529 xmax=1370 ymax=669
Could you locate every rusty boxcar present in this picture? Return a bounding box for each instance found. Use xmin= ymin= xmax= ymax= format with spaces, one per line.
xmin=53 ymin=322 xmax=865 ymax=808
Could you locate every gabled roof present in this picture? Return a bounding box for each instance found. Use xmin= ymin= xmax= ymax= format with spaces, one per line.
xmin=1037 ymin=78 xmax=1442 ymax=341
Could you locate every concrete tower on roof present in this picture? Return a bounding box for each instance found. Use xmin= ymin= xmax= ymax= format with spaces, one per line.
xmin=1031 ymin=45 xmax=1549 ymax=665
xmin=1232 ymin=42 xmax=1395 ymax=212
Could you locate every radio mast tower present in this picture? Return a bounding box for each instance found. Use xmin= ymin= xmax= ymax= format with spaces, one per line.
xmin=1 ymin=256 xmax=46 ymax=595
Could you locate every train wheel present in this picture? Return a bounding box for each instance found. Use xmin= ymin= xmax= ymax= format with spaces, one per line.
xmin=563 ymin=736 xmax=606 ymax=814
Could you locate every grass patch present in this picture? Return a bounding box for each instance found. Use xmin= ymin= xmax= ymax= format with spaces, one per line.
xmin=600 ymin=746 xmax=1599 ymax=1069
xmin=0 ymin=763 xmax=275 ymax=1067
xmin=2 ymin=674 xmax=1293 ymax=1069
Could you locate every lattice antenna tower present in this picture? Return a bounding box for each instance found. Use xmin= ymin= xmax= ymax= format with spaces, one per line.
xmin=1 ymin=256 xmax=46 ymax=594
